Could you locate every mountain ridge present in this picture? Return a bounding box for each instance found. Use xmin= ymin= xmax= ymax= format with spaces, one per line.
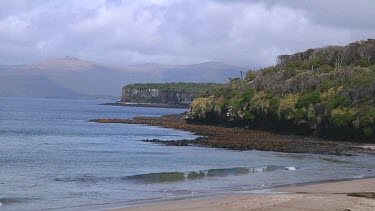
xmin=0 ymin=58 xmax=245 ymax=99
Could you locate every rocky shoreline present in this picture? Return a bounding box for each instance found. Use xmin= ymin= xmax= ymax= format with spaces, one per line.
xmin=89 ymin=113 xmax=374 ymax=155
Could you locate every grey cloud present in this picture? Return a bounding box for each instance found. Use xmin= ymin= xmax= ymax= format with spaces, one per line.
xmin=0 ymin=0 xmax=374 ymax=69
xmin=213 ymin=0 xmax=375 ymax=30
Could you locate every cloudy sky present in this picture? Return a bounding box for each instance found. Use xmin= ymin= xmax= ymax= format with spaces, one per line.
xmin=1 ymin=0 xmax=375 ymax=68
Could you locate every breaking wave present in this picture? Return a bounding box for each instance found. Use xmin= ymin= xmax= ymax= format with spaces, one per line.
xmin=53 ymin=165 xmax=297 ymax=184
xmin=125 ymin=165 xmax=296 ymax=183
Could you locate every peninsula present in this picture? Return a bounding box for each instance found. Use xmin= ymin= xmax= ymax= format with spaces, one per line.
xmin=107 ymin=83 xmax=220 ymax=108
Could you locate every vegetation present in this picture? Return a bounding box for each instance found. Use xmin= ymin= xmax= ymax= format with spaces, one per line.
xmin=188 ymin=39 xmax=375 ymax=141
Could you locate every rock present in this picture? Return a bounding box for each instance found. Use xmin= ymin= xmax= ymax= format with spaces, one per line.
xmin=89 ymin=113 xmax=365 ymax=155
xmin=347 ymin=192 xmax=375 ymax=198
xmin=121 ymin=83 xmax=219 ymax=106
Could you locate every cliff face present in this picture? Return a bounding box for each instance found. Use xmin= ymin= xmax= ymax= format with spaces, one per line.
xmin=187 ymin=39 xmax=375 ymax=141
xmin=121 ymin=83 xmax=219 ymax=106
xmin=121 ymin=87 xmax=196 ymax=105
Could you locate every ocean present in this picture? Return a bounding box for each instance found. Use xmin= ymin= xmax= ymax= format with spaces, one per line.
xmin=1 ymin=97 xmax=375 ymax=211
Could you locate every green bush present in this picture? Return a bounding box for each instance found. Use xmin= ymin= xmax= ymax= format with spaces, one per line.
xmin=295 ymin=90 xmax=322 ymax=109
xmin=320 ymin=80 xmax=336 ymax=92
xmin=268 ymin=98 xmax=280 ymax=114
xmin=294 ymin=109 xmax=308 ymax=120
xmin=327 ymin=96 xmax=348 ymax=110
xmin=315 ymin=64 xmax=334 ymax=74
xmin=245 ymin=71 xmax=257 ymax=81
xmin=229 ymin=89 xmax=255 ymax=110
xmin=244 ymin=110 xmax=256 ymax=121
xmin=309 ymin=56 xmax=325 ymax=69
xmin=359 ymin=111 xmax=375 ymax=127
xmin=224 ymin=90 xmax=238 ymax=100
xmin=283 ymin=68 xmax=298 ymax=79
xmin=354 ymin=58 xmax=372 ymax=67
xmin=330 ymin=112 xmax=354 ymax=127
xmin=240 ymin=89 xmax=255 ymax=102
xmin=364 ymin=127 xmax=374 ymax=137
xmin=279 ymin=107 xmax=294 ymax=120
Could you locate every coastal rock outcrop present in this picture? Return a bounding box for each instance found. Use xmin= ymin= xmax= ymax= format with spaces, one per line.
xmin=121 ymin=83 xmax=219 ymax=106
xmin=187 ymin=39 xmax=375 ymax=141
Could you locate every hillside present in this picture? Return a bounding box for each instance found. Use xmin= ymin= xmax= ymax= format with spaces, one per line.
xmin=187 ymin=39 xmax=375 ymax=141
xmin=121 ymin=83 xmax=219 ymax=106
xmin=0 ymin=58 xmax=244 ymax=99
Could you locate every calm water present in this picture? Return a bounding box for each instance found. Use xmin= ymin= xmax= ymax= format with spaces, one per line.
xmin=1 ymin=97 xmax=375 ymax=211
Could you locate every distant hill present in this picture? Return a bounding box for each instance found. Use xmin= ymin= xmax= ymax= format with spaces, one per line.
xmin=0 ymin=58 xmax=245 ymax=99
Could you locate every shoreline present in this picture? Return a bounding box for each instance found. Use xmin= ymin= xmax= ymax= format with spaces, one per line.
xmin=100 ymin=102 xmax=190 ymax=109
xmin=89 ymin=113 xmax=375 ymax=155
xmin=89 ymin=112 xmax=375 ymax=210
xmin=108 ymin=177 xmax=375 ymax=211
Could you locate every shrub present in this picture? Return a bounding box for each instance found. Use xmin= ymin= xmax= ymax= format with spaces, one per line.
xmin=279 ymin=107 xmax=294 ymax=120
xmin=329 ymin=109 xmax=354 ymax=127
xmin=321 ymin=80 xmax=336 ymax=92
xmin=268 ymin=98 xmax=280 ymax=115
xmin=190 ymin=97 xmax=214 ymax=118
xmin=282 ymin=68 xmax=298 ymax=79
xmin=327 ymin=95 xmax=348 ymax=110
xmin=294 ymin=109 xmax=308 ymax=120
xmin=230 ymin=89 xmax=254 ymax=110
xmin=354 ymin=58 xmax=372 ymax=67
xmin=244 ymin=110 xmax=256 ymax=121
xmin=359 ymin=111 xmax=375 ymax=127
xmin=364 ymin=127 xmax=374 ymax=137
xmin=295 ymin=90 xmax=322 ymax=109
xmin=245 ymin=71 xmax=257 ymax=81
xmin=315 ymin=64 xmax=334 ymax=74
xmin=309 ymin=56 xmax=325 ymax=69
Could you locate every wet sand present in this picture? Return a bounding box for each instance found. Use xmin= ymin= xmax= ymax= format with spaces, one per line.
xmin=109 ymin=178 xmax=375 ymax=211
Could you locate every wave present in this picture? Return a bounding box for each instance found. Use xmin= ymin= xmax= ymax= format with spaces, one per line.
xmin=53 ymin=165 xmax=297 ymax=184
xmin=0 ymin=197 xmax=36 ymax=205
xmin=126 ymin=172 xmax=186 ymax=183
xmin=320 ymin=157 xmax=350 ymax=164
xmin=125 ymin=166 xmax=295 ymax=183
xmin=285 ymin=166 xmax=297 ymax=171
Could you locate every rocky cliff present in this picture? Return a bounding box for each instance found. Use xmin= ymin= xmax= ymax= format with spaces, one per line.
xmin=187 ymin=39 xmax=375 ymax=141
xmin=121 ymin=83 xmax=219 ymax=106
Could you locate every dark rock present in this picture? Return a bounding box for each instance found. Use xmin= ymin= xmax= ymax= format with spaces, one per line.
xmin=347 ymin=192 xmax=375 ymax=199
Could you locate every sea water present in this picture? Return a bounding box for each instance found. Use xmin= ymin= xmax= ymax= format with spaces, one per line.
xmin=1 ymin=97 xmax=375 ymax=211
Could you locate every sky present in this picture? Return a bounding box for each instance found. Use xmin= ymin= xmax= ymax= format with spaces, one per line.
xmin=1 ymin=0 xmax=375 ymax=69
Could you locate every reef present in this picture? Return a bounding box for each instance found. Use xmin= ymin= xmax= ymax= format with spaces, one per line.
xmin=89 ymin=113 xmax=373 ymax=155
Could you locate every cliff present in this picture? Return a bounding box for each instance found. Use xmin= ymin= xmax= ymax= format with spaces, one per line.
xmin=121 ymin=83 xmax=219 ymax=106
xmin=187 ymin=39 xmax=375 ymax=141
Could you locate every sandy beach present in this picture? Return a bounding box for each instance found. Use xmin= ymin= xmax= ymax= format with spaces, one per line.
xmin=109 ymin=178 xmax=375 ymax=211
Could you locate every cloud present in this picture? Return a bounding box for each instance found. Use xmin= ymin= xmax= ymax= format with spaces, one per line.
xmin=0 ymin=0 xmax=374 ymax=69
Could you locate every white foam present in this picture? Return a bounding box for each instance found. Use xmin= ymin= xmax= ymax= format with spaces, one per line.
xmin=285 ymin=166 xmax=297 ymax=171
xmin=0 ymin=202 xmax=2 ymax=207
